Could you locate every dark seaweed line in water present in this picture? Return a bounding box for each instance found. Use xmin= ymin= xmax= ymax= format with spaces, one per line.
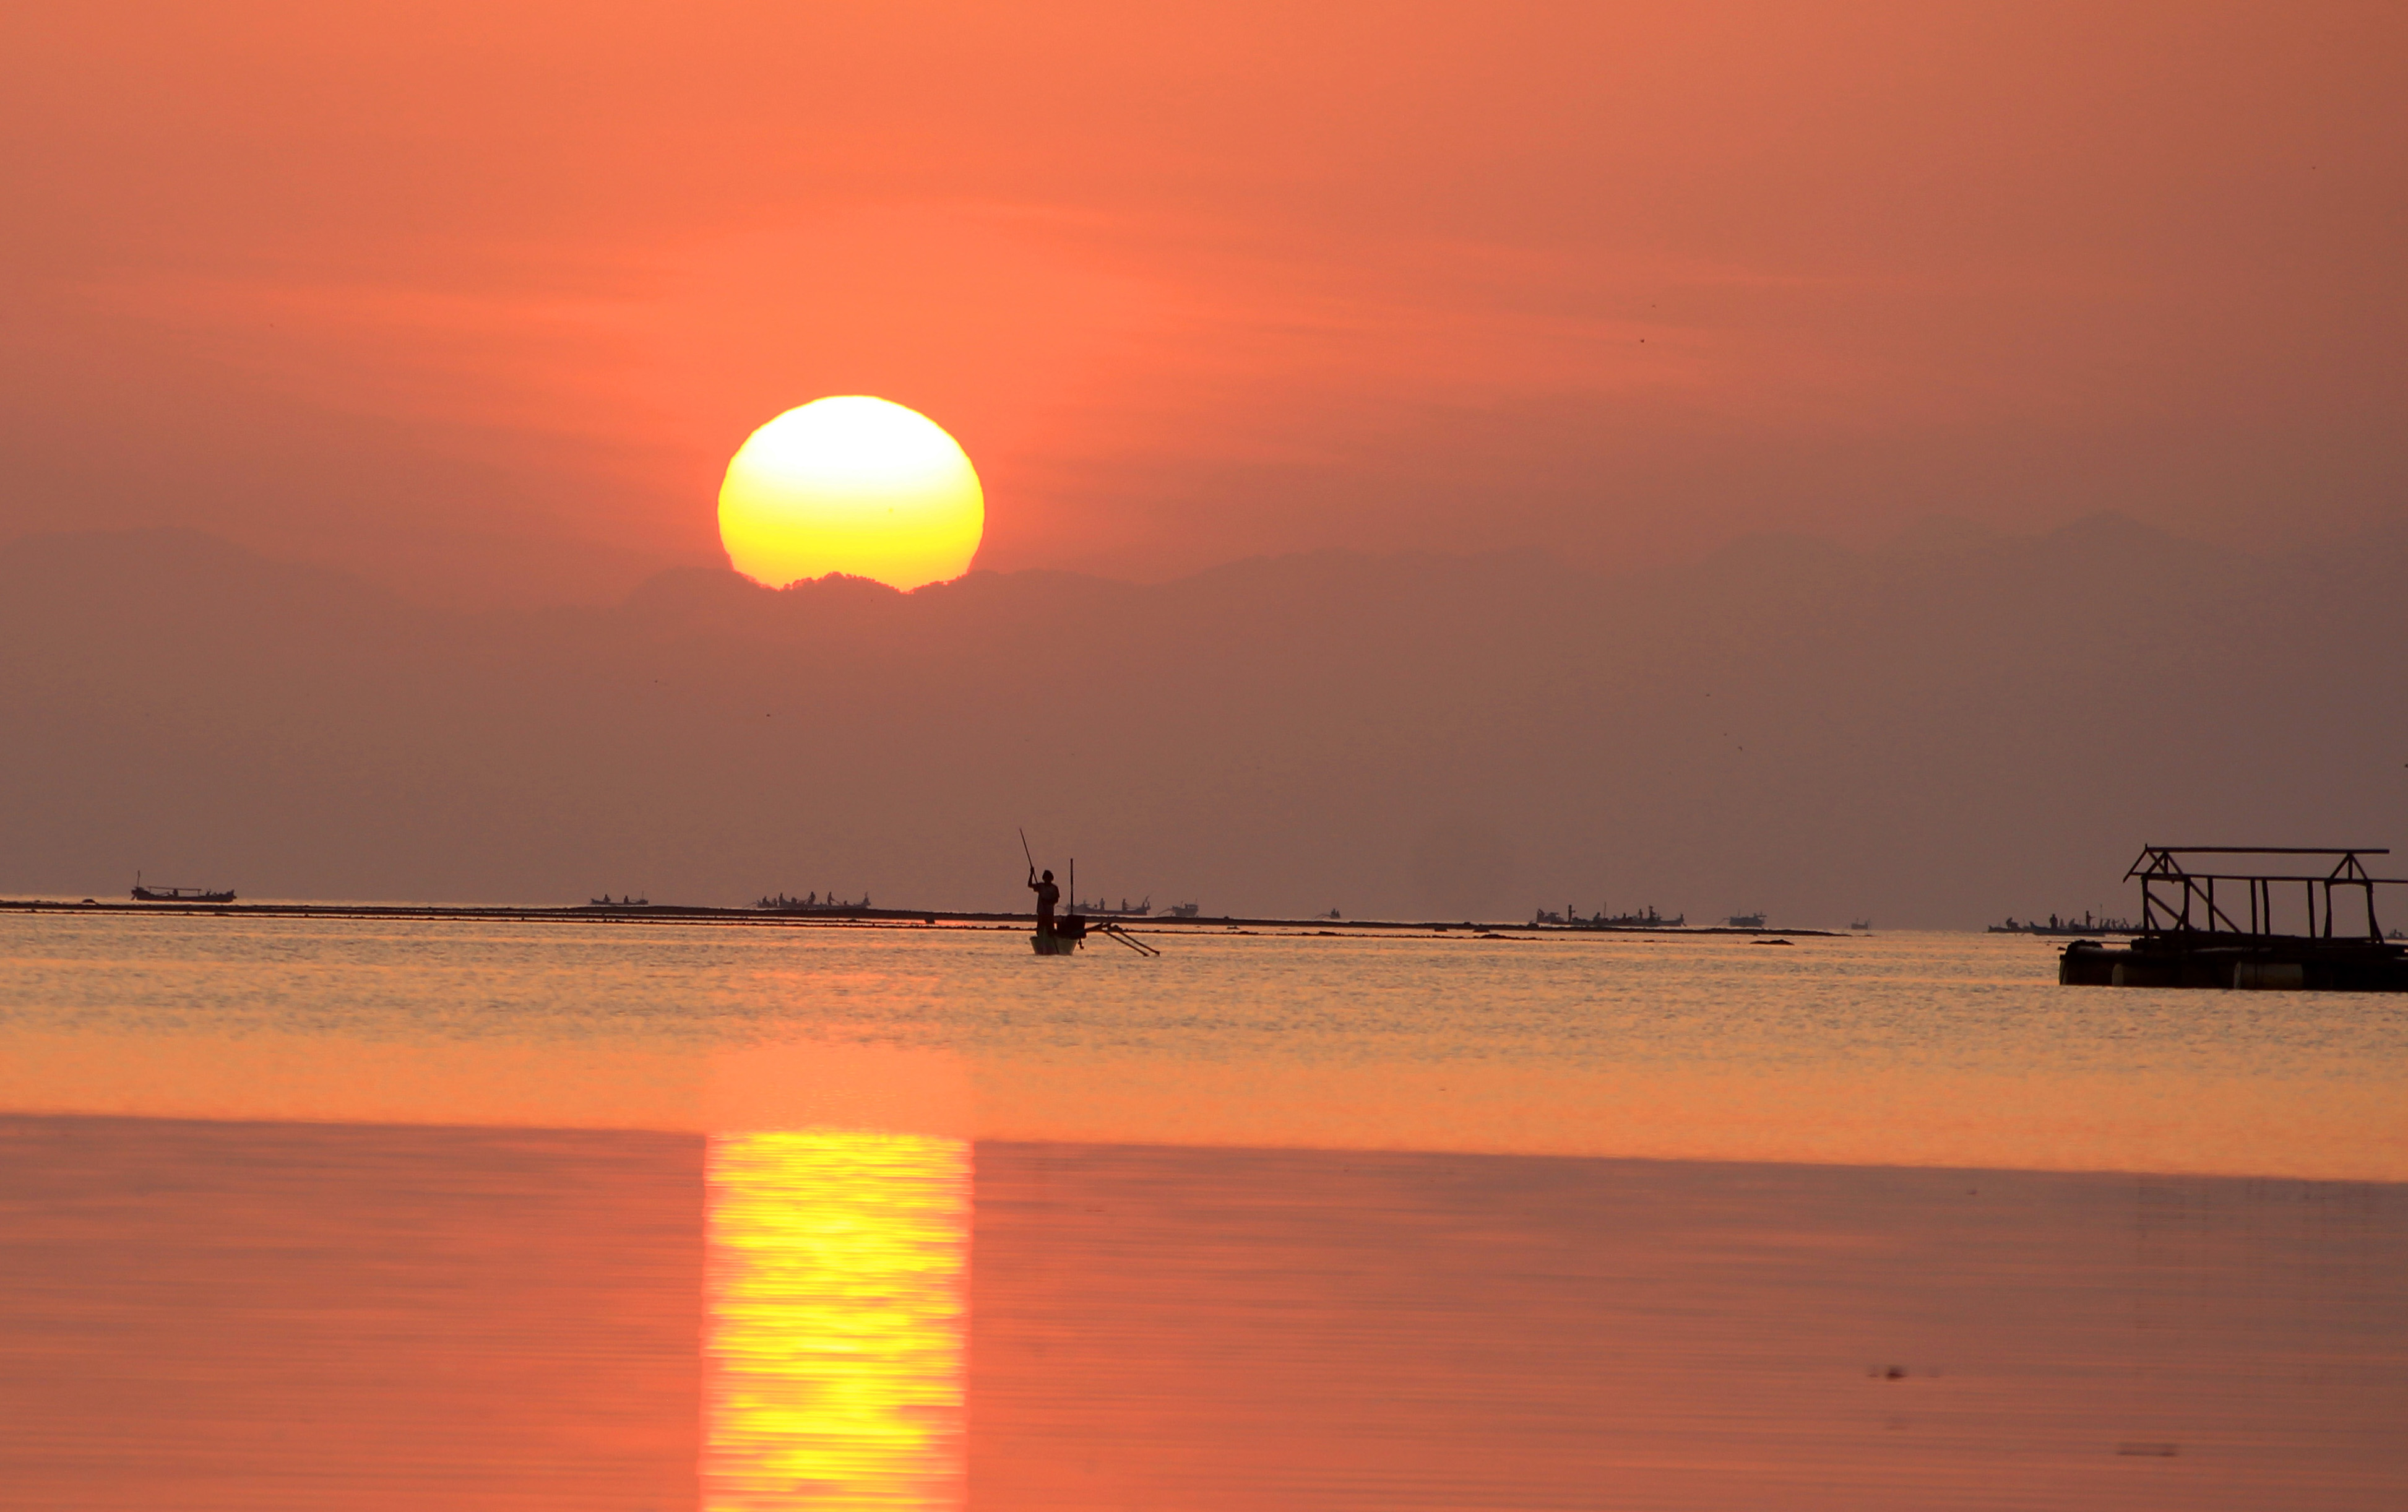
xmin=0 ymin=897 xmax=1838 ymax=936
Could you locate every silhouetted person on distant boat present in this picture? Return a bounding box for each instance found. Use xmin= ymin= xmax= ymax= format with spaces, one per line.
xmin=1029 ymin=868 xmax=1059 ymax=932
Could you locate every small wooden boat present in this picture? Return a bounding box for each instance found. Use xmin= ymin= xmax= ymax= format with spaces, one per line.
xmin=1032 ymin=917 xmax=1087 ymax=955
xmin=1017 ymin=841 xmax=1162 ymax=957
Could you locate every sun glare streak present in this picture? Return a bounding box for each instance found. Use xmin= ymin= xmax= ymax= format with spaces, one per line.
xmin=706 ymin=1128 xmax=970 ymax=1511
xmin=718 ymin=397 xmax=984 ymax=592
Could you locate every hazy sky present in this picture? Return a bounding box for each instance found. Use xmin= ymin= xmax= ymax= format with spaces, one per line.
xmin=5 ymin=0 xmax=2402 ymax=605
xmin=7 ymin=519 xmax=2400 ymax=922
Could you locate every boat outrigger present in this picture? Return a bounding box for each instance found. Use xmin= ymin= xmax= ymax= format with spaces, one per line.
xmin=131 ymin=872 xmax=235 ymax=904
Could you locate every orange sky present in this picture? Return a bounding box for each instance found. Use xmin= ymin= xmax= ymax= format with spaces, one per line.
xmin=3 ymin=0 xmax=2402 ymax=605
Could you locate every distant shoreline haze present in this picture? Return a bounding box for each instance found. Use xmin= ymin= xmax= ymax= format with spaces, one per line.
xmin=1 ymin=519 xmax=2399 ymax=927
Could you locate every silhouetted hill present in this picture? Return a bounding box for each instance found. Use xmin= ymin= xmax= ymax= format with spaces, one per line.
xmin=2 ymin=522 xmax=2400 ymax=925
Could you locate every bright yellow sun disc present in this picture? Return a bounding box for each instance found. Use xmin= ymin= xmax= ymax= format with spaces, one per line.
xmin=719 ymin=397 xmax=984 ymax=592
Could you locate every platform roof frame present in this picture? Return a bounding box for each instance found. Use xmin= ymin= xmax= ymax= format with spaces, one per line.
xmin=2125 ymin=846 xmax=2406 ymax=942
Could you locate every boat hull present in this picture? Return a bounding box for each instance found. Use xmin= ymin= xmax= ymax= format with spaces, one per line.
xmin=1031 ymin=924 xmax=1083 ymax=955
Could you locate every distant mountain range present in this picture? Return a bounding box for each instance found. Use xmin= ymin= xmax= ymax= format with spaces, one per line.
xmin=1 ymin=517 xmax=2400 ymax=924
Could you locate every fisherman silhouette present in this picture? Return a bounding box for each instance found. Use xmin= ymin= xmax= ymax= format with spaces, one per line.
xmin=1029 ymin=868 xmax=1059 ymax=931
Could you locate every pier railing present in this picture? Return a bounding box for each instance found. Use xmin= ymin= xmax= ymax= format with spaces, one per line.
xmin=2125 ymin=847 xmax=2406 ymax=943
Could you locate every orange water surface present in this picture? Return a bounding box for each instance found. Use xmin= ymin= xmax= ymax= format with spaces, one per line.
xmin=1 ymin=914 xmax=2402 ymax=1506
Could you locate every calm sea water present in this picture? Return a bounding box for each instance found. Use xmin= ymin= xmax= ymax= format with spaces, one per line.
xmin=2 ymin=914 xmax=2404 ymax=1508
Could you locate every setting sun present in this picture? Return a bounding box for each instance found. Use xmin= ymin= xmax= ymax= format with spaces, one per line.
xmin=719 ymin=397 xmax=983 ymax=592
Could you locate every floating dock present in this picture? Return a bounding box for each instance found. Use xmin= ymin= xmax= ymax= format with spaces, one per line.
xmin=2060 ymin=846 xmax=2407 ymax=991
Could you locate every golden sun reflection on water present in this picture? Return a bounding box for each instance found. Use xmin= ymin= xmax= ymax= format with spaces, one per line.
xmin=707 ymin=1129 xmax=970 ymax=1511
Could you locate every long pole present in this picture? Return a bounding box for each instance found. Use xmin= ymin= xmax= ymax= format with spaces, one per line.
xmin=1018 ymin=827 xmax=1035 ymax=874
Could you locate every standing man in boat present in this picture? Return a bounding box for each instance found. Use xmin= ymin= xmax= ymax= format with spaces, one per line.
xmin=1029 ymin=866 xmax=1060 ymax=933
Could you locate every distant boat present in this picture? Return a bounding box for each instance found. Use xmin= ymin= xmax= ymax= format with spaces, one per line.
xmin=1534 ymin=904 xmax=1686 ymax=928
xmin=131 ymin=873 xmax=234 ymax=904
xmin=1727 ymin=912 xmax=1767 ymax=929
xmin=1850 ymin=918 xmax=1873 ymax=931
xmin=1159 ymin=902 xmax=1201 ymax=918
xmin=1990 ymin=912 xmax=2136 ymax=936
xmin=1077 ymin=895 xmax=1151 ymax=917
xmin=1598 ymin=905 xmax=1683 ymax=928
xmin=754 ymin=891 xmax=865 ymax=912
xmin=590 ymin=894 xmax=650 ymax=907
